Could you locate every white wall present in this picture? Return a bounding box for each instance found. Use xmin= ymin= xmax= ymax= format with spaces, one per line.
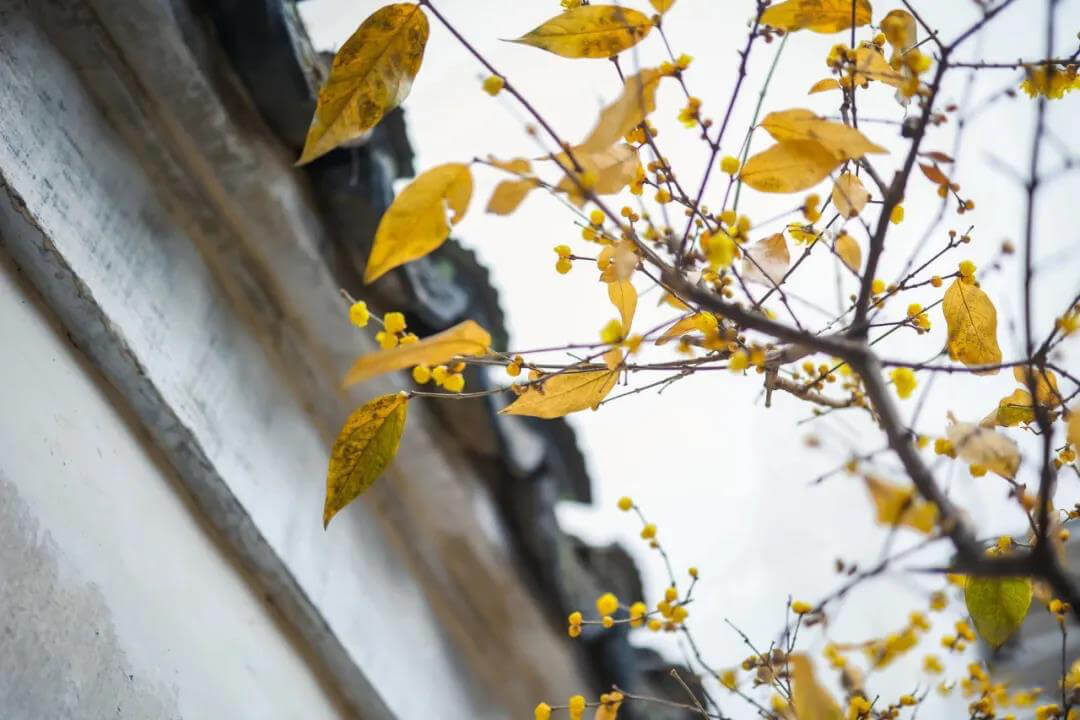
xmin=0 ymin=250 xmax=346 ymax=719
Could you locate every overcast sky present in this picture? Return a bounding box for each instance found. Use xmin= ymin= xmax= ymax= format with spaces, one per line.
xmin=301 ymin=0 xmax=1080 ymax=713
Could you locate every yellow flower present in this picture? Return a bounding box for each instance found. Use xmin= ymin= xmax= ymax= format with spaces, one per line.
xmin=534 ymin=702 xmax=552 ymax=720
xmin=568 ymin=611 xmax=583 ymax=626
xmin=596 ymin=592 xmax=619 ymax=617
xmin=555 ymin=258 xmax=572 ymax=274
xmin=729 ymin=350 xmax=749 ymax=372
xmin=792 ymin=600 xmax=813 ymax=615
xmin=890 ymin=204 xmax=904 ymax=224
xmin=640 ymin=523 xmax=657 ymax=540
xmin=568 ymin=694 xmax=586 ymax=720
xmin=890 ymin=367 xmax=917 ymax=399
xmin=629 ymin=601 xmax=647 ymax=628
xmin=600 ymin=318 xmax=623 ymax=344
xmin=348 ymin=300 xmax=370 ymax=327
xmin=721 ymin=155 xmax=741 ymax=175
xmin=617 ymin=496 xmax=633 ymax=511
xmin=482 ymin=75 xmax=504 ymax=96
xmin=1021 ymin=65 xmax=1080 ymax=99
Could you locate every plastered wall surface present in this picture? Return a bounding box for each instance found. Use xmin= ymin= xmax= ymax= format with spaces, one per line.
xmin=0 ymin=251 xmax=346 ymax=720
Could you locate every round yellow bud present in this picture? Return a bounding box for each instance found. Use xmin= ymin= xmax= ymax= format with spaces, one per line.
xmin=412 ymin=365 xmax=431 ymax=384
xmin=348 ymin=300 xmax=370 ymax=327
xmin=383 ymin=312 xmax=406 ymax=334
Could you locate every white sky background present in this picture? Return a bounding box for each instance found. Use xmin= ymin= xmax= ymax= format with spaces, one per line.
xmin=300 ymin=0 xmax=1080 ymax=713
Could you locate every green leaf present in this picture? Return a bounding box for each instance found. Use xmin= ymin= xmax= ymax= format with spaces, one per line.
xmin=965 ymin=575 xmax=1032 ymax=648
xmin=324 ymin=392 xmax=409 ymax=528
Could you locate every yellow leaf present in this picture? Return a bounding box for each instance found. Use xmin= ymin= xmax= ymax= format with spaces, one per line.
xmin=581 ymin=69 xmax=662 ymax=153
xmin=789 ymin=654 xmax=843 ymax=720
xmin=742 ymin=233 xmax=790 ymax=286
xmin=607 ymin=279 xmax=638 ymax=333
xmin=946 ymin=418 xmax=1020 ymax=480
xmin=835 ymin=232 xmax=862 ymax=272
xmin=557 ymin=144 xmax=641 ymax=205
xmin=993 ymin=388 xmax=1036 ymax=427
xmin=761 ymin=0 xmax=872 ymax=34
xmin=881 ymin=9 xmax=918 ymax=63
xmin=486 ymin=178 xmax=538 ymax=215
xmin=657 ymin=312 xmax=717 ymax=345
xmin=740 ymin=140 xmax=844 ymax=193
xmin=650 ymin=0 xmax=676 ymax=13
xmin=298 ymin=4 xmax=428 ymax=165
xmin=500 ymin=369 xmax=618 ymax=419
xmin=1013 ymin=365 xmax=1062 ymax=407
xmin=603 ymin=346 xmax=624 ymax=371
xmin=344 ymin=319 xmax=491 ymax=386
xmin=1068 ymin=407 xmax=1080 ymax=450
xmin=486 ymin=155 xmax=532 ymax=175
xmin=364 ymin=163 xmax=473 ymax=283
xmin=942 ymin=279 xmax=1003 ymax=371
xmin=965 ymin=575 xmax=1032 ymax=648
xmin=659 ymin=291 xmax=690 ymax=311
xmin=760 ymin=109 xmax=888 ymax=160
xmin=853 ymin=45 xmax=906 ymax=88
xmin=510 ymin=5 xmax=652 ymax=59
xmin=324 ymin=392 xmax=408 ymax=528
xmin=863 ymin=474 xmax=937 ymax=533
xmin=809 ymin=77 xmax=842 ymax=94
xmin=831 ymin=171 xmax=870 ymax=218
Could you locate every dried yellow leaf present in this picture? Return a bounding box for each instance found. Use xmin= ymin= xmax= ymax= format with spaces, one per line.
xmin=1013 ymin=365 xmax=1062 ymax=407
xmin=298 ymin=4 xmax=428 ymax=165
xmin=946 ymin=418 xmax=1020 ymax=480
xmin=324 ymin=393 xmax=408 ymax=528
xmin=864 ymin=475 xmax=937 ymax=533
xmin=789 ymin=654 xmax=843 ymax=720
xmin=760 ymin=109 xmax=888 ymax=160
xmin=603 ymin=347 xmax=624 ymax=371
xmin=742 ymin=233 xmax=790 ymax=286
xmin=881 ymin=9 xmax=918 ymax=62
xmin=854 ymin=45 xmax=906 ymax=88
xmin=364 ymin=162 xmax=473 ymax=283
xmin=344 ymin=319 xmax=491 ymax=386
xmin=809 ymin=77 xmax=842 ymax=94
xmin=486 ymin=155 xmax=532 ymax=175
xmin=510 ymin=5 xmax=652 ymax=59
xmin=831 ymin=171 xmax=870 ymax=218
xmin=556 ymin=144 xmax=641 ymax=206
xmin=965 ymin=575 xmax=1032 ymax=648
xmin=1068 ymin=407 xmax=1080 ymax=450
xmin=740 ymin=140 xmax=844 ymax=193
xmin=500 ymin=369 xmax=618 ymax=419
xmin=761 ymin=0 xmax=871 ymax=34
xmin=486 ymin=178 xmax=538 ymax=215
xmin=607 ymin=279 xmax=638 ymax=333
xmin=835 ymin=232 xmax=862 ymax=272
xmin=580 ymin=69 xmax=662 ymax=153
xmin=942 ymin=279 xmax=1003 ymax=370
xmin=657 ymin=312 xmax=717 ymax=345
xmin=993 ymin=388 xmax=1036 ymax=427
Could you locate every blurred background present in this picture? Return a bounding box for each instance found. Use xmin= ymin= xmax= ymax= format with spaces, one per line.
xmin=1 ymin=0 xmax=1078 ymax=718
